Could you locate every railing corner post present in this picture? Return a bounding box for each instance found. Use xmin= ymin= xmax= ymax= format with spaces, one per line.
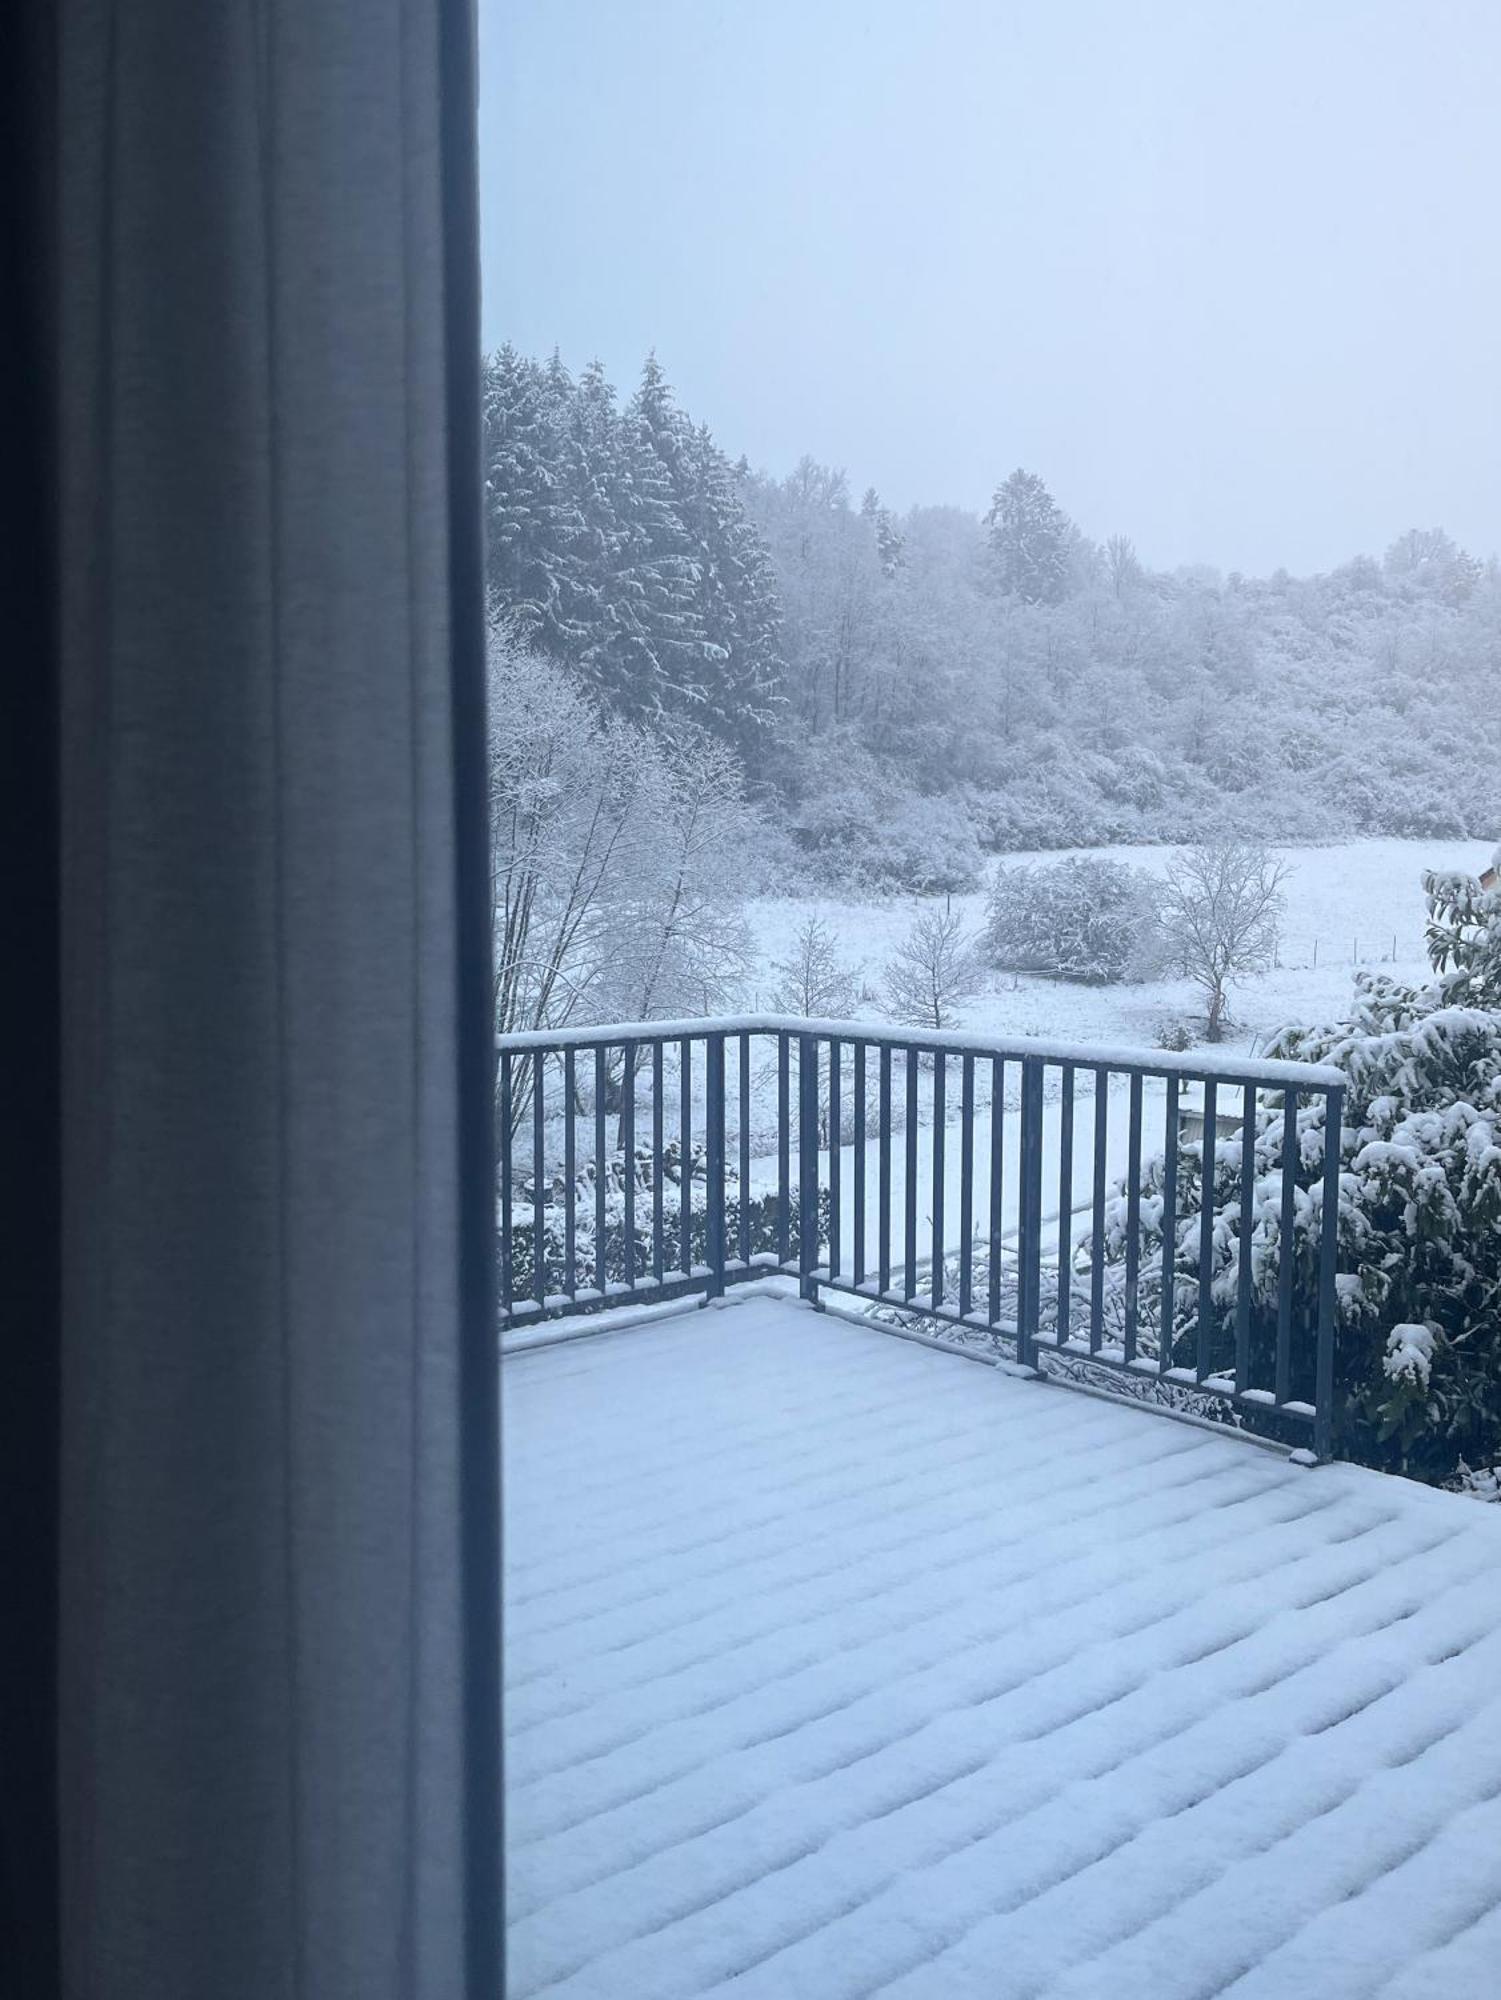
xmin=705 ymin=1032 xmax=727 ymax=1298
xmin=1314 ymin=1081 xmax=1344 ymax=1462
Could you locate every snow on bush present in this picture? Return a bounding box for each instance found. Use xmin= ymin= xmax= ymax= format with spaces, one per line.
xmin=984 ymin=856 xmax=1166 ymax=984
xmin=1088 ymin=860 xmax=1501 ymax=1484
xmin=1383 ymin=1322 xmax=1436 ymax=1389
xmin=783 ymin=747 xmax=984 ymax=894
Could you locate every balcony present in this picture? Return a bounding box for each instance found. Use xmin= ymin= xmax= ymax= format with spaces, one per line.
xmin=497 ymin=1016 xmax=1345 ymax=1452
xmin=504 ymin=1284 xmax=1501 ymax=1999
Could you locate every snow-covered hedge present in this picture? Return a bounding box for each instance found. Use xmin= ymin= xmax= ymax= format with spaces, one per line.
xmin=501 ymin=1141 xmax=830 ymax=1304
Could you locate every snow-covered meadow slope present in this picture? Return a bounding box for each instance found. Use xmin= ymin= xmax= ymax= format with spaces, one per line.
xmin=746 ymin=837 xmax=1495 ymax=1057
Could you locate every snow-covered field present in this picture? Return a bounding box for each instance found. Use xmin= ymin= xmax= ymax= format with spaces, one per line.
xmin=745 ymin=837 xmax=1495 ymax=1059
xmin=504 ymin=1292 xmax=1501 ymax=1999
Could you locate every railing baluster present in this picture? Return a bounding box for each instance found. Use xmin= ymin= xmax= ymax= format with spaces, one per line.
xmin=500 ymin=1050 xmax=513 ymax=1316
xmin=798 ymin=1033 xmax=819 ymax=1298
xmin=1196 ymin=1079 xmax=1217 ymax=1380
xmin=828 ymin=1039 xmax=841 ymax=1280
xmin=1276 ymin=1088 xmax=1299 ymax=1404
xmin=988 ymin=1056 xmax=1003 ymax=1328
xmin=931 ymin=1051 xmax=946 ymax=1309
xmin=1159 ymin=1075 xmax=1179 ymax=1372
xmin=959 ymin=1053 xmax=975 ymax=1319
xmin=1314 ymin=1084 xmax=1344 ymax=1459
xmin=1057 ymin=1061 xmax=1075 ymax=1345
xmin=706 ymin=1033 xmax=726 ymax=1297
xmin=679 ymin=1036 xmax=693 ymax=1277
xmin=1124 ymin=1072 xmax=1142 ymax=1363
xmin=1018 ymin=1056 xmax=1044 ymax=1368
xmin=853 ymin=1041 xmax=867 ymax=1288
xmin=533 ymin=1053 xmax=547 ymax=1308
xmin=904 ymin=1047 xmax=919 ymax=1303
xmin=594 ymin=1046 xmax=607 ymax=1295
xmin=777 ymin=1032 xmax=791 ymax=1266
xmin=738 ymin=1030 xmax=751 ymax=1268
xmin=1236 ymin=1084 xmax=1255 ymax=1397
xmin=652 ymin=1040 xmax=665 ymax=1284
xmin=878 ymin=1045 xmax=892 ymax=1294
xmin=1090 ymin=1066 xmax=1108 ymax=1353
xmin=622 ymin=1041 xmax=636 ymax=1292
xmin=564 ymin=1047 xmax=577 ymax=1300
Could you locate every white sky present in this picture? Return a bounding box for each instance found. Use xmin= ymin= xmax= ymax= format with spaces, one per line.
xmin=479 ymin=0 xmax=1501 ymax=575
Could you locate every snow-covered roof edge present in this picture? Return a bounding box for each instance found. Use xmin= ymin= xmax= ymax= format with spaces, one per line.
xmin=495 ymin=1014 xmax=1345 ymax=1090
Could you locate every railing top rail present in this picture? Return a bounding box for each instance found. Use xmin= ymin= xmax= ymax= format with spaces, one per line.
xmin=495 ymin=1014 xmax=1346 ymax=1092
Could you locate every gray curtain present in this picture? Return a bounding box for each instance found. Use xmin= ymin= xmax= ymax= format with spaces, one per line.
xmin=54 ymin=3 xmax=500 ymax=1995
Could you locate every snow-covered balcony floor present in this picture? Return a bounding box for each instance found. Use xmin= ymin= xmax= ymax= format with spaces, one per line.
xmin=504 ymin=1291 xmax=1501 ymax=2000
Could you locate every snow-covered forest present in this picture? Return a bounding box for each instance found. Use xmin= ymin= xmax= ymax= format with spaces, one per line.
xmin=485 ymin=343 xmax=1501 ymax=914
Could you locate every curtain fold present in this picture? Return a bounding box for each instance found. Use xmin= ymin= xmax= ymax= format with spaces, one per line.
xmin=54 ymin=2 xmax=500 ymax=1993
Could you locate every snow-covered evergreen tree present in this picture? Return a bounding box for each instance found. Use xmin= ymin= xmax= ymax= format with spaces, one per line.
xmin=860 ymin=485 xmax=905 ymax=577
xmin=483 ymin=347 xmax=783 ymax=753
xmin=482 ymin=346 xmax=576 ymax=653
xmin=984 ymin=468 xmax=1074 ymax=605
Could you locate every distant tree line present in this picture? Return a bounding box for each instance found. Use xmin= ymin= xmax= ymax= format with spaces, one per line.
xmin=484 ymin=345 xmax=1501 ymax=896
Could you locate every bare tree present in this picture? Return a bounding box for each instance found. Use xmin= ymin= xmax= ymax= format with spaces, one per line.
xmin=1161 ymin=841 xmax=1288 ymax=1040
xmin=489 ymin=638 xmax=767 ymax=1150
xmin=601 ymin=731 xmax=764 ymax=1025
xmin=883 ymin=909 xmax=982 ymax=1031
xmin=488 ymin=635 xmax=652 ymax=1044
xmin=768 ymin=915 xmax=864 ymax=1017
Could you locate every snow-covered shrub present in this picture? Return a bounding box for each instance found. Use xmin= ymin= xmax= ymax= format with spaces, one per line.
xmin=502 ymin=1143 xmax=831 ymax=1303
xmin=1154 ymin=1018 xmax=1198 ymax=1052
xmin=785 ymin=761 xmax=983 ymax=893
xmin=1088 ymin=862 xmax=1501 ymax=1483
xmin=984 ymin=857 xmax=1165 ymax=983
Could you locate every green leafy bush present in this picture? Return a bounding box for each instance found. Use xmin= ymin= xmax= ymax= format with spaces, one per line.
xmin=1089 ymin=861 xmax=1501 ymax=1484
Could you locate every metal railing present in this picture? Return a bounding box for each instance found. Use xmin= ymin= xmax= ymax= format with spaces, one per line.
xmin=496 ymin=1016 xmax=1347 ymax=1456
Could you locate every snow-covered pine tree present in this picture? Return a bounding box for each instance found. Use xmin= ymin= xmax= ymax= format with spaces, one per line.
xmin=984 ymin=468 xmax=1074 ymax=605
xmin=672 ymin=423 xmax=784 ymax=755
xmin=483 ymin=348 xmax=784 ymax=754
xmin=860 ymin=485 xmax=905 ymax=577
xmin=481 ymin=346 xmax=576 ymax=651
xmin=590 ymin=356 xmax=713 ymax=723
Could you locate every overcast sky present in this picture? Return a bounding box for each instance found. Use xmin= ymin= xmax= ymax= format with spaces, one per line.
xmin=479 ymin=0 xmax=1500 ymax=576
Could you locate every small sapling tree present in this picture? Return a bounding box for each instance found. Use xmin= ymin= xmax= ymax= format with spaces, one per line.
xmin=1161 ymin=841 xmax=1288 ymax=1039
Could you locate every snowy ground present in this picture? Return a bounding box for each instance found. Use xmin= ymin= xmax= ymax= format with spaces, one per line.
xmin=745 ymin=836 xmax=1495 ymax=1058
xmin=504 ymin=1291 xmax=1501 ymax=1999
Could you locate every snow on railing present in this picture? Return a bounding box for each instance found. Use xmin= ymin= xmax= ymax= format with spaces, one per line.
xmin=496 ymin=1013 xmax=1344 ymax=1089
xmin=495 ymin=1018 xmax=1345 ymax=1458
